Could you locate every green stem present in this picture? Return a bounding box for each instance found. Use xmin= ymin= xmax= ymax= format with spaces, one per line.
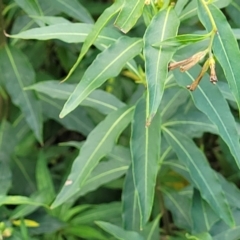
xmin=200 ymin=0 xmax=217 ymax=31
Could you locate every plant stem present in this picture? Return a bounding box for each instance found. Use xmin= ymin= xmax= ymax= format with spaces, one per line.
xmin=200 ymin=0 xmax=217 ymax=31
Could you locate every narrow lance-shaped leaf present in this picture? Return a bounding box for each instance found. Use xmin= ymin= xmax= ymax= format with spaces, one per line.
xmin=122 ymin=165 xmax=141 ymax=231
xmin=153 ymin=33 xmax=209 ymax=47
xmin=51 ymin=106 xmax=134 ymax=208
xmin=96 ymin=221 xmax=144 ymax=240
xmin=78 ymin=146 xmax=131 ymax=197
xmin=144 ymin=6 xmax=179 ymax=123
xmin=197 ymin=2 xmax=240 ymax=111
xmin=0 ymin=46 xmax=43 ymax=143
xmin=8 ymin=23 xmax=141 ymax=81
xmin=163 ymin=128 xmax=234 ymax=227
xmin=161 ymin=187 xmax=192 ymax=231
xmin=14 ymin=0 xmax=44 ymax=26
xmin=50 ymin=0 xmax=94 ymax=23
xmin=179 ymin=0 xmax=231 ymax=21
xmin=191 ymin=188 xmax=219 ymax=234
xmin=131 ymin=96 xmax=161 ymax=227
xmin=39 ymin=94 xmax=94 ymax=136
xmin=63 ymin=0 xmax=124 ymax=81
xmin=27 ymin=81 xmax=125 ymax=115
xmin=115 ymin=0 xmax=145 ymax=33
xmin=60 ymin=37 xmax=143 ymax=118
xmin=172 ymin=65 xmax=240 ymax=169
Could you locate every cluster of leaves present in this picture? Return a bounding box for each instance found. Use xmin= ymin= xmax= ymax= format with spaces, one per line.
xmin=1 ymin=0 xmax=240 ymax=239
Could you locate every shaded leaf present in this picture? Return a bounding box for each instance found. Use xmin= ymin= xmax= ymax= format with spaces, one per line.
xmin=27 ymin=81 xmax=125 ymax=115
xmin=191 ymin=189 xmax=219 ymax=233
xmin=51 ymin=106 xmax=134 ymax=208
xmin=0 ymin=46 xmax=42 ymax=142
xmin=50 ymin=0 xmax=93 ymax=23
xmin=70 ymin=202 xmax=121 ymax=225
xmin=163 ymin=128 xmax=234 ymax=227
xmin=39 ymin=94 xmax=94 ymax=136
xmin=0 ymin=161 xmax=12 ymax=195
xmin=162 ymin=187 xmax=192 ymax=230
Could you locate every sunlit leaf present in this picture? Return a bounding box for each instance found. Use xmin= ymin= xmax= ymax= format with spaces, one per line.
xmin=144 ymin=6 xmax=179 ymax=122
xmin=115 ymin=0 xmax=145 ymax=33
xmin=131 ymin=96 xmax=161 ymax=226
xmin=60 ymin=37 xmax=142 ymax=118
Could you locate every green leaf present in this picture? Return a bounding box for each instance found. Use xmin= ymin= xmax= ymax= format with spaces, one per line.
xmin=198 ymin=3 xmax=240 ymax=111
xmin=39 ymin=94 xmax=94 ymax=136
xmin=70 ymin=202 xmax=121 ymax=225
xmin=172 ymin=65 xmax=240 ymax=169
xmin=153 ymin=34 xmax=209 ymax=47
xmin=141 ymin=215 xmax=160 ymax=240
xmin=36 ymin=151 xmax=55 ymax=204
xmin=179 ymin=0 xmax=231 ymax=21
xmin=51 ymin=106 xmax=134 ymax=208
xmin=0 ymin=120 xmax=17 ymax=161
xmin=0 ymin=195 xmax=46 ymax=207
xmin=10 ymin=191 xmax=49 ymax=219
xmin=8 ymin=23 xmax=91 ymax=43
xmin=163 ymin=102 xmax=218 ymax=138
xmin=114 ymin=0 xmax=145 ymax=33
xmin=0 ymin=46 xmax=43 ymax=143
xmin=64 ymin=225 xmax=108 ymax=240
xmin=96 ymin=221 xmax=144 ymax=240
xmin=60 ymin=37 xmax=142 ymax=118
xmin=78 ymin=146 xmax=130 ymax=197
xmin=211 ymin=210 xmax=240 ymax=240
xmin=162 ymin=187 xmax=192 ymax=230
xmin=186 ymin=232 xmax=213 ymax=240
xmin=30 ymin=16 xmax=70 ymax=25
xmin=144 ymin=6 xmax=179 ymax=122
xmin=50 ymin=0 xmax=94 ymax=23
xmin=64 ymin=0 xmax=124 ymax=80
xmin=191 ymin=189 xmax=219 ymax=233
xmin=131 ymin=96 xmax=161 ymax=226
xmin=175 ymin=0 xmax=189 ymax=16
xmin=14 ymin=0 xmax=44 ymax=26
xmin=163 ymin=128 xmax=234 ymax=227
xmin=122 ymin=164 xmax=141 ymax=231
xmin=226 ymin=1 xmax=240 ymax=27
xmin=27 ymin=81 xmax=125 ymax=115
xmin=0 ymin=161 xmax=12 ymax=195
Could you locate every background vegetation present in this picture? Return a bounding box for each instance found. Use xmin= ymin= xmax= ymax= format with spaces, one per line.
xmin=1 ymin=0 xmax=240 ymax=239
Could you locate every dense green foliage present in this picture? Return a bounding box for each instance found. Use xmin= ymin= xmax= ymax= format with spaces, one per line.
xmin=1 ymin=0 xmax=240 ymax=239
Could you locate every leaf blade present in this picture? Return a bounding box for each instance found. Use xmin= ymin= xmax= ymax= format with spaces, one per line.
xmin=163 ymin=128 xmax=234 ymax=227
xmin=144 ymin=6 xmax=180 ymax=122
xmin=60 ymin=37 xmax=143 ymax=118
xmin=0 ymin=45 xmax=43 ymax=142
xmin=51 ymin=106 xmax=134 ymax=208
xmin=131 ymin=96 xmax=161 ymax=226
xmin=197 ymin=2 xmax=240 ymax=111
